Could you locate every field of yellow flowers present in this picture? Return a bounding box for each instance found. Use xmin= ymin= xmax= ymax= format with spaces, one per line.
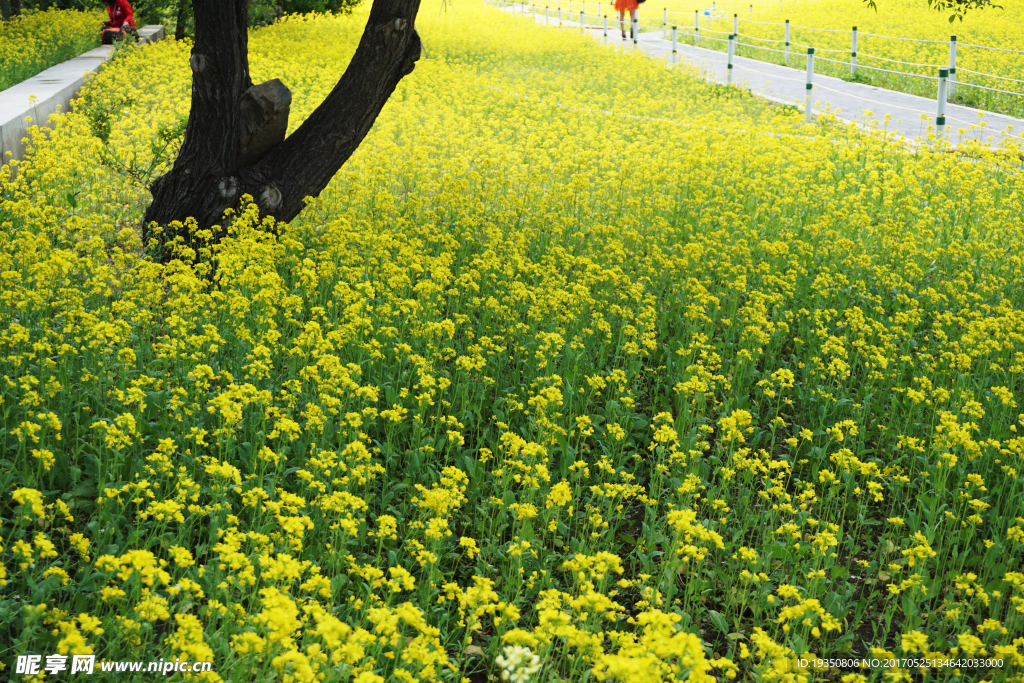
xmin=0 ymin=9 xmax=103 ymax=92
xmin=647 ymin=0 xmax=1024 ymax=117
xmin=1 ymin=3 xmax=1023 ymax=682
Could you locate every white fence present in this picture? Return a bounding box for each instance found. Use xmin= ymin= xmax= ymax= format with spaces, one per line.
xmin=491 ymin=0 xmax=1024 ymax=105
xmin=490 ymin=0 xmax=1020 ymax=133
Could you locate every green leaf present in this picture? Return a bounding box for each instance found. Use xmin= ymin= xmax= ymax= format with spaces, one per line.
xmin=707 ymin=609 xmax=729 ymax=636
xmin=825 ymin=591 xmax=844 ymax=614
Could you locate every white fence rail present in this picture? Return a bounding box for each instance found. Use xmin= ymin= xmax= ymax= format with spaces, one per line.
xmin=490 ymin=0 xmax=1005 ymax=134
xmin=490 ymin=0 xmax=1024 ymax=107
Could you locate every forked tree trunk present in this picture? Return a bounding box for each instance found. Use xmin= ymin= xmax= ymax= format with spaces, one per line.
xmin=142 ymin=0 xmax=422 ymax=257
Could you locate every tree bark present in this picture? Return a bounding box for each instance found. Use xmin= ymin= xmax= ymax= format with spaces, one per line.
xmin=142 ymin=0 xmax=422 ymax=258
xmin=174 ymin=0 xmax=191 ymax=40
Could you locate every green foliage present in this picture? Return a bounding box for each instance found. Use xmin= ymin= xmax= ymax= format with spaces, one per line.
xmin=3 ymin=0 xmax=363 ymax=35
xmin=280 ymin=0 xmax=363 ymax=12
xmin=862 ymin=0 xmax=1000 ymax=22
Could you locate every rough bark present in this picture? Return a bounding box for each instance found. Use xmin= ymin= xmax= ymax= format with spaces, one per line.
xmin=237 ymin=79 xmax=291 ymax=167
xmin=142 ymin=0 xmax=422 ymax=258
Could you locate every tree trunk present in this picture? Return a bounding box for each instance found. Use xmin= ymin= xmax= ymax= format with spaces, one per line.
xmin=0 ymin=0 xmax=10 ymax=20
xmin=142 ymin=0 xmax=422 ymax=258
xmin=174 ymin=0 xmax=191 ymax=40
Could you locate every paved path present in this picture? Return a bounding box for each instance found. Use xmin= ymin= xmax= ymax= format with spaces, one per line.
xmin=501 ymin=4 xmax=1024 ymax=147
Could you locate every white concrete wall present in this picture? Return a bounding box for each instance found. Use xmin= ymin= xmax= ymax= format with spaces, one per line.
xmin=0 ymin=25 xmax=165 ymax=164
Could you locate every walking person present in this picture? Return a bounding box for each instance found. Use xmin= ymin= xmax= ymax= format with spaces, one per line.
xmin=101 ymin=0 xmax=136 ymax=44
xmin=611 ymin=0 xmax=637 ymax=40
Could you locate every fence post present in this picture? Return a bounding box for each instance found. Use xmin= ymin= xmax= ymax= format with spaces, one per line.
xmin=805 ymin=46 xmax=814 ymax=124
xmin=633 ymin=16 xmax=638 ymax=46
xmin=546 ymin=4 xmax=549 ymax=23
xmin=672 ymin=25 xmax=677 ymax=63
xmin=695 ymin=10 xmax=700 ymax=45
xmin=568 ymin=0 xmax=571 ymax=12
xmin=949 ymin=35 xmax=957 ymax=100
xmin=712 ymin=1 xmax=716 ymax=11
xmin=727 ymin=34 xmax=735 ymax=83
xmin=604 ymin=14 xmax=608 ymax=42
xmin=663 ymin=7 xmax=667 ymax=25
xmin=784 ymin=19 xmax=790 ymax=64
xmin=936 ymin=68 xmax=948 ymax=138
xmin=749 ymin=4 xmax=752 ymax=13
xmin=580 ymin=9 xmax=584 ymax=29
xmin=733 ymin=12 xmax=738 ymax=35
xmin=851 ymin=26 xmax=857 ymax=76
xmin=558 ymin=6 xmax=562 ymax=23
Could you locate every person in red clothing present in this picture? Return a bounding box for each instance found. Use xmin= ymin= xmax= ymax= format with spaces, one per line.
xmin=101 ymin=0 xmax=136 ymax=45
xmin=611 ymin=0 xmax=638 ymax=40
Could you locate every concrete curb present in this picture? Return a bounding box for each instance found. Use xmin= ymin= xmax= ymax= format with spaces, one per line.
xmin=0 ymin=25 xmax=165 ymax=164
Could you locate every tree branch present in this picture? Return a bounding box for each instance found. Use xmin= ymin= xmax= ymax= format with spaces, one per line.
xmin=240 ymin=0 xmax=423 ymax=222
xmin=142 ymin=0 xmax=422 ymax=251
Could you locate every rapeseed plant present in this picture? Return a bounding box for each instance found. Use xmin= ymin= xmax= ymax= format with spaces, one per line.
xmin=0 ymin=9 xmax=102 ymax=91
xmin=0 ymin=1 xmax=1022 ymax=682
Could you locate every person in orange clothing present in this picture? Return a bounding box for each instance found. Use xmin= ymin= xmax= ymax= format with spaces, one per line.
xmin=101 ymin=0 xmax=136 ymax=45
xmin=611 ymin=0 xmax=638 ymax=40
